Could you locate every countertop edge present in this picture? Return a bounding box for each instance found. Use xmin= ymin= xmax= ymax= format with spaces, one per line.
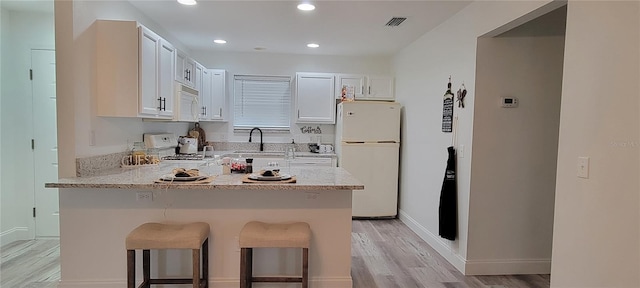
xmin=45 ymin=183 xmax=365 ymax=190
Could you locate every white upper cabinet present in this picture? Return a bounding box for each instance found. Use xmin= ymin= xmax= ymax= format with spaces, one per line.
xmin=157 ymin=38 xmax=176 ymax=117
xmin=335 ymin=74 xmax=366 ymax=100
xmin=175 ymin=49 xmax=196 ymax=88
xmin=198 ymin=69 xmax=226 ymax=121
xmin=296 ymin=73 xmax=336 ymax=124
xmin=209 ymin=69 xmax=226 ymax=121
xmin=365 ymin=75 xmax=395 ymax=101
xmin=95 ymin=20 xmax=174 ymax=119
xmin=197 ymin=64 xmax=209 ymax=120
xmin=335 ymin=74 xmax=395 ymax=101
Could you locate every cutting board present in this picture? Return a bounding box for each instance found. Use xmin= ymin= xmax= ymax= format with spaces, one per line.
xmin=191 ymin=123 xmax=206 ymax=151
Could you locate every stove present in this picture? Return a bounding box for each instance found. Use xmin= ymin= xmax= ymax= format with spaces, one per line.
xmin=145 ymin=133 xmax=206 ymax=162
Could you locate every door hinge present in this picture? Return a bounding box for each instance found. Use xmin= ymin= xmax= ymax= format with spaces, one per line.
xmin=33 ymin=207 xmax=36 ymax=218
xmin=31 ymin=139 xmax=35 ymax=150
xmin=30 ymin=69 xmax=33 ymax=80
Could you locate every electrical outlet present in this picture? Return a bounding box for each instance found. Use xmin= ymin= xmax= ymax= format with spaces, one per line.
xmin=136 ymin=191 xmax=153 ymax=202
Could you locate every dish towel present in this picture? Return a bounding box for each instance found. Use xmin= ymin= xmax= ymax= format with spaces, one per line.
xmin=439 ymin=146 xmax=457 ymax=241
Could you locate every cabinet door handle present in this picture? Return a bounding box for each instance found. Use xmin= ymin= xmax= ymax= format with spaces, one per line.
xmin=161 ymin=98 xmax=166 ymax=111
xmin=157 ymin=97 xmax=162 ymax=110
xmin=219 ymin=108 xmax=222 ymax=118
xmin=369 ymin=86 xmax=371 ymax=94
xmin=185 ymin=70 xmax=189 ymax=81
xmin=362 ymin=86 xmax=364 ymax=94
xmin=297 ymin=110 xmax=300 ymax=118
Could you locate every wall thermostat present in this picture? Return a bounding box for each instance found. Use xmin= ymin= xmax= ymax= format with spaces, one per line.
xmin=500 ymin=97 xmax=518 ymax=108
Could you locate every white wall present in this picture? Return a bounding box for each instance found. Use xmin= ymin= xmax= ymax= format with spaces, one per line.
xmin=551 ymin=1 xmax=639 ymax=287
xmin=468 ymin=35 xmax=564 ymax=274
xmin=0 ymin=8 xmax=54 ymax=244
xmin=191 ymin=50 xmax=392 ymax=145
xmin=392 ymin=0 xmax=560 ymax=273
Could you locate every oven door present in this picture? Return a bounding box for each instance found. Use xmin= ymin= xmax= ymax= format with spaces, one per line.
xmin=175 ymin=83 xmax=199 ymax=122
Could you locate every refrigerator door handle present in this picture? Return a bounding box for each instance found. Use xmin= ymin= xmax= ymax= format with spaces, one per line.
xmin=345 ymin=141 xmax=365 ymax=144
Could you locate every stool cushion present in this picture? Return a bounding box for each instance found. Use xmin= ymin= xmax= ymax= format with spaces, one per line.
xmin=239 ymin=221 xmax=311 ymax=248
xmin=126 ymin=222 xmax=209 ymax=250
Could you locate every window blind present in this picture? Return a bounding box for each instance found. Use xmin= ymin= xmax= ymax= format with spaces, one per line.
xmin=233 ymin=75 xmax=292 ymax=129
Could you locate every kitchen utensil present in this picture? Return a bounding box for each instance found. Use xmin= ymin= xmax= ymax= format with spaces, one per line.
xmin=204 ymin=145 xmax=215 ymax=157
xmin=192 ymin=123 xmax=206 ymax=151
xmin=320 ymin=144 xmax=334 ymax=153
xmin=178 ymin=136 xmax=198 ymax=154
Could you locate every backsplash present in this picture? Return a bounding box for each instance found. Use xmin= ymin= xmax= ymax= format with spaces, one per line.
xmin=76 ymin=151 xmax=129 ymax=177
xmin=76 ymin=141 xmax=329 ymax=177
xmin=207 ymin=142 xmax=311 ymax=153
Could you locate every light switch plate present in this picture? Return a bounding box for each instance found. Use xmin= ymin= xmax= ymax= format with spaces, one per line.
xmin=577 ymin=157 xmax=590 ymax=179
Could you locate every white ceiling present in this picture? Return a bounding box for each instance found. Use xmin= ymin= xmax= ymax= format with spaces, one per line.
xmin=0 ymin=0 xmax=473 ymax=57
xmin=127 ymin=0 xmax=472 ymax=56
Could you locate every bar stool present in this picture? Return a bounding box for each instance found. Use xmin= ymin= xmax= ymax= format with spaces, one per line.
xmin=239 ymin=221 xmax=311 ymax=288
xmin=126 ymin=222 xmax=210 ymax=288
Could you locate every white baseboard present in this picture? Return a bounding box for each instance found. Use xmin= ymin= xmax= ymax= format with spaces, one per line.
xmin=399 ymin=209 xmax=552 ymax=276
xmin=465 ymin=258 xmax=551 ymax=275
xmin=0 ymin=226 xmax=30 ymax=246
xmin=398 ymin=209 xmax=467 ymax=273
xmin=58 ymin=277 xmax=352 ymax=288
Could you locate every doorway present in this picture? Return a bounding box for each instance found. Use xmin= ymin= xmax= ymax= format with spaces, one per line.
xmin=466 ymin=4 xmax=567 ymax=275
xmin=31 ymin=49 xmax=59 ymax=237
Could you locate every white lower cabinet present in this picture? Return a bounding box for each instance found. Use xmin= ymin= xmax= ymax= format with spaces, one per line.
xmin=250 ymin=156 xmax=335 ymax=169
xmin=296 ymin=73 xmax=336 ymax=124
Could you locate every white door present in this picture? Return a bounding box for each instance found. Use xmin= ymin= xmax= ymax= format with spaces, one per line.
xmin=335 ymin=74 xmax=365 ymax=100
xmin=210 ymin=69 xmax=226 ymax=120
xmin=295 ymin=73 xmax=335 ymax=123
xmin=339 ymin=101 xmax=401 ymax=142
xmin=32 ymin=49 xmax=59 ymax=237
xmin=340 ymin=143 xmax=400 ymax=217
xmin=158 ymin=39 xmax=175 ymax=117
xmin=138 ymin=26 xmax=160 ymax=116
xmin=366 ymin=75 xmax=395 ymax=100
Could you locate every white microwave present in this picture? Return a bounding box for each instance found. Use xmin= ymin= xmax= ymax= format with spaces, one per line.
xmin=175 ymin=83 xmax=199 ymax=122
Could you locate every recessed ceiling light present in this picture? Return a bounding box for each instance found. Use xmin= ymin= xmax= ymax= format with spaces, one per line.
xmin=297 ymin=3 xmax=315 ymax=11
xmin=177 ymin=0 xmax=197 ymax=5
xmin=307 ymin=43 xmax=319 ymax=48
xmin=213 ymin=39 xmax=227 ymax=44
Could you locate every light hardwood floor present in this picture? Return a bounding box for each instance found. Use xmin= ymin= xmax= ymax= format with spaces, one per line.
xmin=1 ymin=220 xmax=550 ymax=288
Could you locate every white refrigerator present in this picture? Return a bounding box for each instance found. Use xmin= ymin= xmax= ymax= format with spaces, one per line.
xmin=335 ymin=101 xmax=401 ymax=218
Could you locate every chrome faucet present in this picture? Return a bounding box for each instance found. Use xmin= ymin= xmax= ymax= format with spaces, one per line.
xmin=249 ymin=127 xmax=264 ymax=151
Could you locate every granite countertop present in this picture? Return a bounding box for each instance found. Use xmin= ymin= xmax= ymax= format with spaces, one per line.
xmin=46 ymin=163 xmax=363 ymax=191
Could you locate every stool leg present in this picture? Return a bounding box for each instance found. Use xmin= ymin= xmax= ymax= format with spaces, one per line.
xmin=202 ymin=238 xmax=209 ymax=288
xmin=143 ymin=250 xmax=150 ymax=288
xmin=127 ymin=250 xmax=135 ymax=288
xmin=192 ymin=248 xmax=200 ymax=288
xmin=240 ymin=248 xmax=253 ymax=288
xmin=302 ymin=248 xmax=309 ymax=288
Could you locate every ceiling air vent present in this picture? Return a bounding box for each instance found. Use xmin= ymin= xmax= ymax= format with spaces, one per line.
xmin=385 ymin=17 xmax=407 ymax=27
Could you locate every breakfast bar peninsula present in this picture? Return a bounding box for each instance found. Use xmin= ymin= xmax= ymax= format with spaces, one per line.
xmin=46 ymin=165 xmax=363 ymax=288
